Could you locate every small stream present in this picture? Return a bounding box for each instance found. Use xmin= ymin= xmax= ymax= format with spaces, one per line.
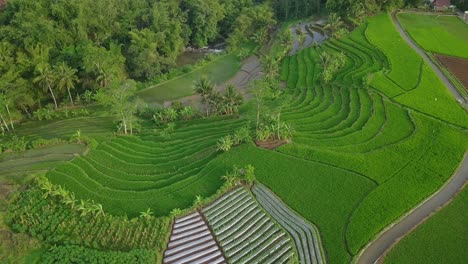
xmin=290 ymin=19 xmax=328 ymax=55
xmin=176 ymin=44 xmax=226 ymax=67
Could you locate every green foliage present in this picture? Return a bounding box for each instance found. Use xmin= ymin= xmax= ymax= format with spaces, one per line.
xmin=69 ymin=130 xmax=98 ymax=149
xmin=39 ymin=246 xmax=156 ymax=264
xmin=7 ymin=184 xmax=171 ymax=253
xmin=233 ymin=126 xmax=252 ymax=145
xmin=216 ymin=135 xmax=234 ymax=152
xmin=182 ymin=0 xmax=225 ymax=47
xmin=319 ymin=51 xmax=346 ymax=83
xmin=0 ymin=135 xmax=26 ymax=153
xmin=256 ymin=114 xmax=294 ymax=141
xmin=221 ymin=164 xmax=256 ymax=186
xmin=31 ymin=138 xmax=66 ymax=149
xmin=273 ymin=0 xmax=321 ymax=20
xmin=94 ymin=79 xmax=141 ymax=135
xmin=227 ymin=4 xmax=276 ymax=49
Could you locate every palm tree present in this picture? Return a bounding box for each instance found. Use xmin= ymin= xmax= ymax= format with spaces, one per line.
xmin=34 ymin=66 xmax=58 ymax=109
xmin=223 ymin=85 xmax=243 ymax=115
xmin=324 ymin=13 xmax=343 ymax=37
xmin=194 ymin=77 xmax=214 ymax=116
xmin=93 ymin=203 xmax=105 ymax=217
xmin=55 ymin=62 xmax=79 ymax=105
xmin=140 ymin=208 xmax=154 ymax=218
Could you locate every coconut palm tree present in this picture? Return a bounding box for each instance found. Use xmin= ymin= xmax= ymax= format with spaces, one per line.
xmin=324 ymin=13 xmax=343 ymax=37
xmin=55 ymin=62 xmax=79 ymax=105
xmin=222 ymin=85 xmax=243 ymax=115
xmin=34 ymin=66 xmax=58 ymax=109
xmin=140 ymin=208 xmax=154 ymax=218
xmin=194 ymin=77 xmax=214 ymax=116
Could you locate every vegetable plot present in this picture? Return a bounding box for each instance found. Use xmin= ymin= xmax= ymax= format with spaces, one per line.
xmin=203 ymin=187 xmax=296 ymax=264
xmin=253 ymin=184 xmax=325 ymax=264
xmin=164 ymin=211 xmax=225 ymax=264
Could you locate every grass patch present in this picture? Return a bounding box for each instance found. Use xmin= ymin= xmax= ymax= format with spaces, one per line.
xmin=398 ymin=13 xmax=468 ymax=59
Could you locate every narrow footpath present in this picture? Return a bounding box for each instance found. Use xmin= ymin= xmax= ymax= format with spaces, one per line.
xmin=391 ymin=11 xmax=467 ymax=106
xmin=356 ymin=13 xmax=468 ymax=264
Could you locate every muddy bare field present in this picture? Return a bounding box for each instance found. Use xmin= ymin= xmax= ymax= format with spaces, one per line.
xmin=435 ymin=54 xmax=468 ymax=90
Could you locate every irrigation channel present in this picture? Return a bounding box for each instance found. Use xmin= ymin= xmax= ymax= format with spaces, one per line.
xmin=356 ymin=12 xmax=468 ymax=263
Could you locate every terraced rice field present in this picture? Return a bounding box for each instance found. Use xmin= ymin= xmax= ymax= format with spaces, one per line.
xmin=253 ymin=184 xmax=325 ymax=264
xmin=218 ymin=13 xmax=467 ymax=263
xmin=26 ymin=13 xmax=468 ymax=264
xmin=8 ymin=116 xmax=115 ymax=142
xmin=0 ymin=144 xmax=86 ymax=180
xmin=203 ymin=187 xmax=296 ymax=264
xmin=46 ymin=116 xmax=246 ymax=217
xmin=164 ymin=211 xmax=225 ymax=264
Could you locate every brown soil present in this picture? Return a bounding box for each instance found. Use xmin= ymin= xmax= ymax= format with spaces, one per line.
xmin=255 ymin=140 xmax=288 ymax=150
xmin=435 ymin=54 xmax=468 ymax=90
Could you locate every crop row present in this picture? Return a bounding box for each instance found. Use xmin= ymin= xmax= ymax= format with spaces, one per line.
xmin=164 ymin=211 xmax=225 ymax=264
xmin=253 ymin=184 xmax=325 ymax=264
xmin=203 ymin=187 xmax=296 ymax=264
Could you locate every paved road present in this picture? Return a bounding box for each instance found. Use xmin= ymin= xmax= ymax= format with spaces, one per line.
xmin=357 ymin=154 xmax=468 ymax=264
xmin=391 ymin=12 xmax=467 ymax=106
xmin=356 ymin=13 xmax=468 ymax=264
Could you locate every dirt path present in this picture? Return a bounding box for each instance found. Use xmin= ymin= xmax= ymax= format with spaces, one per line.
xmin=391 ymin=11 xmax=468 ymax=106
xmin=355 ymin=13 xmax=468 ymax=264
xmin=356 ymin=154 xmax=468 ymax=264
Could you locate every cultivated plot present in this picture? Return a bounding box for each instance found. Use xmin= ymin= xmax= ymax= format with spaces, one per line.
xmin=203 ymin=187 xmax=296 ymax=264
xmin=164 ymin=211 xmax=225 ymax=264
xmin=253 ymin=184 xmax=325 ymax=264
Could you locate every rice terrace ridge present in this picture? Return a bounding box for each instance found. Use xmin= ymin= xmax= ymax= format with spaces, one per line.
xmin=0 ymin=0 xmax=467 ymax=263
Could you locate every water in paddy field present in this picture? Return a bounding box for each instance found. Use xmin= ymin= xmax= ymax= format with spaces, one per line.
xmin=290 ymin=18 xmax=328 ymax=55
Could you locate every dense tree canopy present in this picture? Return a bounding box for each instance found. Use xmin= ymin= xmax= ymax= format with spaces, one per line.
xmin=0 ymin=0 xmax=274 ymax=122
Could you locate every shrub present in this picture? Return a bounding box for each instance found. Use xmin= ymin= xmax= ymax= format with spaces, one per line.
xmin=31 ymin=138 xmax=66 ymax=149
xmin=233 ymin=126 xmax=252 ymax=145
xmin=0 ymin=135 xmax=27 ymax=153
xmin=216 ymin=135 xmax=234 ymax=152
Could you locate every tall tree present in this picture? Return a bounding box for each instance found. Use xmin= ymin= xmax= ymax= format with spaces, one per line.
xmin=182 ymin=0 xmax=225 ymax=47
xmin=194 ymin=77 xmax=214 ymax=116
xmin=94 ymin=79 xmax=140 ymax=135
xmin=55 ymin=62 xmax=78 ymax=105
xmin=33 ymin=66 xmax=58 ymax=109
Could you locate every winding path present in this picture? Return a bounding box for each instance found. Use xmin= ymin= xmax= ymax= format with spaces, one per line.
xmin=391 ymin=11 xmax=467 ymax=106
xmin=357 ymin=154 xmax=468 ymax=264
xmin=356 ymin=13 xmax=468 ymax=264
